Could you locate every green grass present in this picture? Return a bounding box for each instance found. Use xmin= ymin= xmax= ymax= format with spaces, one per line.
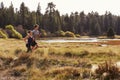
xmin=0 ymin=38 xmax=120 ymax=80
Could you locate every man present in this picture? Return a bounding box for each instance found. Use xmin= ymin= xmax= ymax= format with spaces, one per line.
xmin=32 ymin=24 xmax=40 ymax=40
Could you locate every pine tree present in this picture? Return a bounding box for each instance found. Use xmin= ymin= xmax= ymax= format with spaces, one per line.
xmin=107 ymin=27 xmax=115 ymax=38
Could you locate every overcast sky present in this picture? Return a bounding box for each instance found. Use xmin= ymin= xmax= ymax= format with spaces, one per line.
xmin=0 ymin=0 xmax=120 ymax=15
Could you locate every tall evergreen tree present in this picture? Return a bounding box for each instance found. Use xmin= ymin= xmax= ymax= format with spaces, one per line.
xmin=0 ymin=2 xmax=6 ymax=28
xmin=20 ymin=2 xmax=29 ymax=28
xmin=46 ymin=2 xmax=56 ymax=33
xmin=36 ymin=2 xmax=42 ymax=26
xmin=107 ymin=27 xmax=115 ymax=38
xmin=8 ymin=2 xmax=14 ymax=25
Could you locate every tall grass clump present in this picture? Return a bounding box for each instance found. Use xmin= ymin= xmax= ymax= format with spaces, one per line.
xmin=14 ymin=48 xmax=23 ymax=55
xmin=10 ymin=66 xmax=27 ymax=77
xmin=6 ymin=25 xmax=22 ymax=39
xmin=95 ymin=61 xmax=120 ymax=79
xmin=0 ymin=29 xmax=8 ymax=39
xmin=13 ymin=53 xmax=34 ymax=68
xmin=45 ymin=67 xmax=81 ymax=80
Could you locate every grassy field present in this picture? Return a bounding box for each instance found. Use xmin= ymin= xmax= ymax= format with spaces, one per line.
xmin=0 ymin=39 xmax=120 ymax=80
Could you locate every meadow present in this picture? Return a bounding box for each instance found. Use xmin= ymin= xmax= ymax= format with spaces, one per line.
xmin=0 ymin=39 xmax=120 ymax=80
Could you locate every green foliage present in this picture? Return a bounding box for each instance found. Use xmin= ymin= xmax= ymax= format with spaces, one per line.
xmin=55 ymin=30 xmax=65 ymax=37
xmin=1 ymin=2 xmax=120 ymax=36
xmin=40 ymin=29 xmax=47 ymax=37
xmin=0 ymin=30 xmax=8 ymax=39
xmin=65 ymin=31 xmax=75 ymax=37
xmin=6 ymin=25 xmax=23 ymax=39
xmin=107 ymin=28 xmax=115 ymax=38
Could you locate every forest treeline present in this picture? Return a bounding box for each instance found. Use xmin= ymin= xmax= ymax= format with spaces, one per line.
xmin=0 ymin=2 xmax=119 ymax=36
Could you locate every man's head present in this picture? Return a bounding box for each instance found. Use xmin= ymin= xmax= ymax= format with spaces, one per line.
xmin=34 ymin=24 xmax=39 ymax=30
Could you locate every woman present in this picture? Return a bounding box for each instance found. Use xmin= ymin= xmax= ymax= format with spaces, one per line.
xmin=23 ymin=30 xmax=38 ymax=53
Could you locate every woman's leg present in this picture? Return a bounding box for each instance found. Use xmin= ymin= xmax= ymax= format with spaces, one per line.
xmin=26 ymin=44 xmax=32 ymax=53
xmin=31 ymin=45 xmax=38 ymax=51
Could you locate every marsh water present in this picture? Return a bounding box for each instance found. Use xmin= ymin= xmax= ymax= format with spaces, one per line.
xmin=39 ymin=38 xmax=120 ymax=43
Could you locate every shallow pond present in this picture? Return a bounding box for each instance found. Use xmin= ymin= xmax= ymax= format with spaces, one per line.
xmin=39 ymin=38 xmax=120 ymax=43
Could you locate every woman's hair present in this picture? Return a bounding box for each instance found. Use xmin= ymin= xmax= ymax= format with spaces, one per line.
xmin=27 ymin=30 xmax=31 ymax=33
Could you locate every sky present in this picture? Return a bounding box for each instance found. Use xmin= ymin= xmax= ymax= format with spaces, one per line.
xmin=0 ymin=0 xmax=120 ymax=15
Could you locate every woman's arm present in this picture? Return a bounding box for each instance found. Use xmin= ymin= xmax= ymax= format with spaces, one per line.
xmin=23 ymin=35 xmax=29 ymax=43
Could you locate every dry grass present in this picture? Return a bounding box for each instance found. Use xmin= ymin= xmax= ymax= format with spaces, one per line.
xmin=0 ymin=38 xmax=120 ymax=80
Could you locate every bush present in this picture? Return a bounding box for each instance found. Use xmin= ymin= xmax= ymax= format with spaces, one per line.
xmin=65 ymin=31 xmax=75 ymax=37
xmin=6 ymin=25 xmax=23 ymax=39
xmin=55 ymin=30 xmax=65 ymax=37
xmin=0 ymin=30 xmax=8 ymax=39
xmin=75 ymin=34 xmax=80 ymax=37
xmin=40 ymin=29 xmax=47 ymax=37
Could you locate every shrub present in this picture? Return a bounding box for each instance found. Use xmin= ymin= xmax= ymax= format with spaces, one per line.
xmin=40 ymin=29 xmax=47 ymax=37
xmin=65 ymin=31 xmax=75 ymax=37
xmin=15 ymin=25 xmax=26 ymax=37
xmin=55 ymin=30 xmax=65 ymax=37
xmin=0 ymin=30 xmax=8 ymax=39
xmin=6 ymin=25 xmax=23 ymax=39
